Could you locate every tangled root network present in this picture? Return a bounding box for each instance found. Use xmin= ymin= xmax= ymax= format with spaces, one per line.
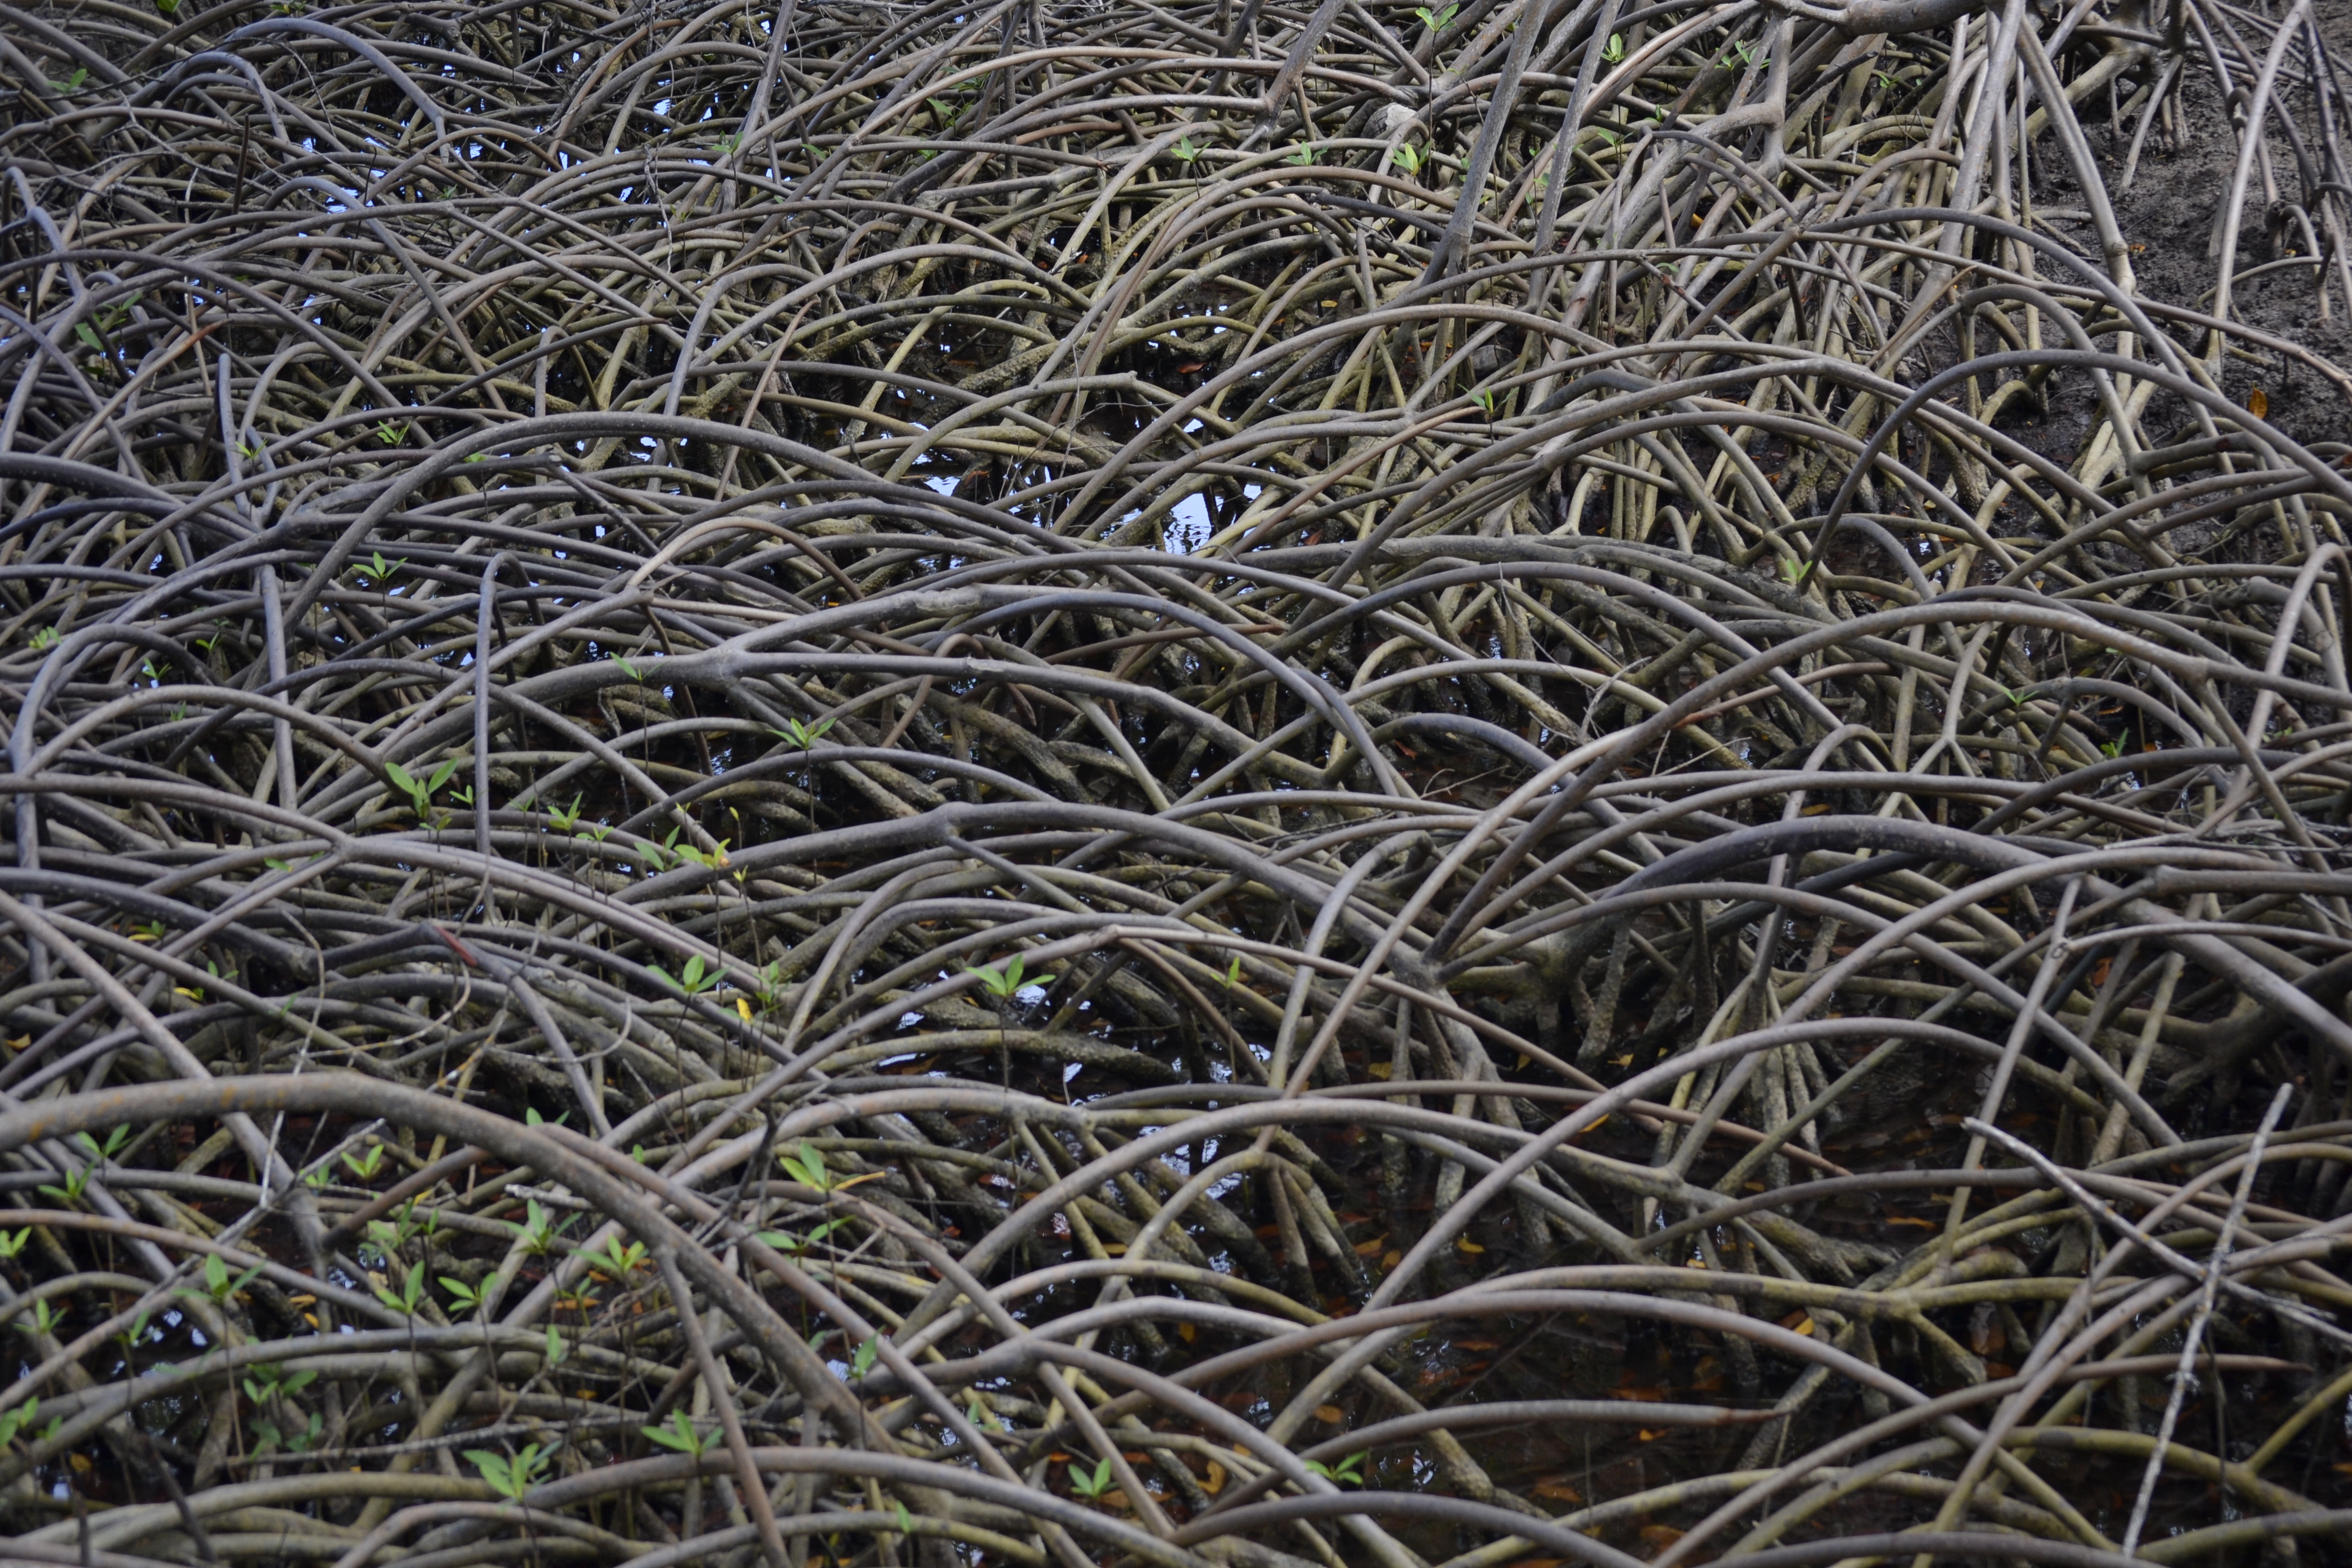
xmin=13 ymin=0 xmax=2352 ymax=1564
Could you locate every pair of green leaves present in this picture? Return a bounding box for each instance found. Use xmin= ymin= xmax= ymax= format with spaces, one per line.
xmin=0 ymin=1398 xmax=50 ymax=1447
xmin=965 ymin=953 xmax=1052 ymax=999
xmin=1414 ymin=3 xmax=1459 ymax=31
xmin=382 ymin=754 xmax=462 ymax=819
xmin=1305 ymin=1451 xmax=1369 ymax=1485
xmin=642 ymin=1409 xmax=710 ymax=1456
xmin=242 ymin=1363 xmax=316 ymax=1407
xmin=1068 ymin=1456 xmax=1117 ymax=1501
xmin=649 ymin=951 xmax=724 ymax=995
xmin=185 ymin=1252 xmax=264 ymax=1307
xmin=774 ymin=715 xmax=834 ymax=750
xmin=755 ymin=1217 xmax=847 ymax=1254
xmin=374 ymin=1261 xmax=426 ymax=1315
xmin=467 ymin=1443 xmax=552 ymax=1502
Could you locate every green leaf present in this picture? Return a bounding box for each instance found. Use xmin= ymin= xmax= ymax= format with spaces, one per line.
xmin=777 ymin=1138 xmax=832 ymax=1191
xmin=546 ymin=1324 xmax=567 ymax=1365
xmin=851 ymin=1334 xmax=880 ymax=1378
xmin=1069 ymin=1456 xmax=1115 ymax=1500
xmin=0 ymin=1398 xmax=40 ymax=1446
xmin=642 ymin=1410 xmax=707 ymax=1455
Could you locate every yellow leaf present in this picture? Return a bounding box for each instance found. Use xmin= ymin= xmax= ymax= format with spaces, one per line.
xmin=1457 ymin=1237 xmax=1485 ymax=1255
xmin=1365 ymin=1062 xmax=1392 ymax=1080
xmin=2249 ymin=387 xmax=2269 ymax=419
xmin=1202 ymin=1459 xmax=1226 ymax=1494
xmin=1175 ymin=1321 xmax=1196 ymax=1342
xmin=737 ymin=997 xmax=753 ymax=1022
xmin=1381 ymin=1249 xmax=1403 ymax=1270
xmin=1314 ymin=1404 xmax=1343 ymax=1424
xmin=1352 ymin=1233 xmax=1388 ymax=1256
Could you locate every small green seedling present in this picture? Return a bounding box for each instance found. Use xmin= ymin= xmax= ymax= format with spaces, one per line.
xmin=30 ymin=627 xmax=59 ymax=652
xmin=441 ymin=1276 xmax=483 ymax=1311
xmin=548 ymin=795 xmax=584 ymax=833
xmin=754 ymin=1218 xmax=847 ymax=1253
xmin=965 ymin=953 xmax=1051 ymax=998
xmin=851 ymin=1334 xmax=881 ymax=1377
xmin=382 ymin=755 xmax=462 ymax=818
xmin=545 ymin=1325 xmax=567 ymax=1365
xmin=1389 ymin=142 xmax=1425 ymax=175
xmin=38 ymin=1167 xmax=89 ymax=1207
xmin=467 ymin=1443 xmax=551 ymax=1502
xmin=354 ymin=551 xmax=405 ymax=589
xmin=1219 ymin=955 xmax=1243 ymax=990
xmin=505 ymin=1198 xmax=559 ymax=1255
xmin=775 ymin=715 xmax=834 ymax=750
xmin=1602 ymin=31 xmax=1626 ymax=62
xmin=1285 ymin=143 xmax=1317 ymax=165
xmin=1068 ymin=1456 xmax=1116 ymax=1501
xmin=0 ymin=1230 xmax=31 ymax=1263
xmin=375 ymin=420 xmax=409 ymax=447
xmin=375 ymin=1262 xmax=426 ymax=1315
xmin=1304 ymin=1451 xmax=1369 ymax=1486
xmin=187 ymin=1252 xmax=264 ymax=1306
xmin=342 ymin=1144 xmax=386 ymax=1181
xmin=642 ymin=1410 xmax=710 ymax=1456
xmin=0 ymin=1399 xmax=40 ymax=1446
xmin=48 ymin=68 xmax=88 ymax=94
xmin=1172 ymin=136 xmax=1201 ymax=163
xmin=241 ymin=1363 xmax=316 ymax=1406
xmin=778 ymin=1138 xmax=830 ymax=1191
xmin=649 ymin=952 xmax=723 ymax=995
xmin=252 ymin=1411 xmax=324 ymax=1455
xmin=1415 ymin=3 xmax=1458 ymax=31
xmin=74 ymin=1125 xmax=131 ymax=1164
xmin=13 ymin=1301 xmax=58 ymax=1337
xmin=673 ymin=838 xmax=729 ymax=870
xmin=585 ymin=1235 xmax=647 ymax=1279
